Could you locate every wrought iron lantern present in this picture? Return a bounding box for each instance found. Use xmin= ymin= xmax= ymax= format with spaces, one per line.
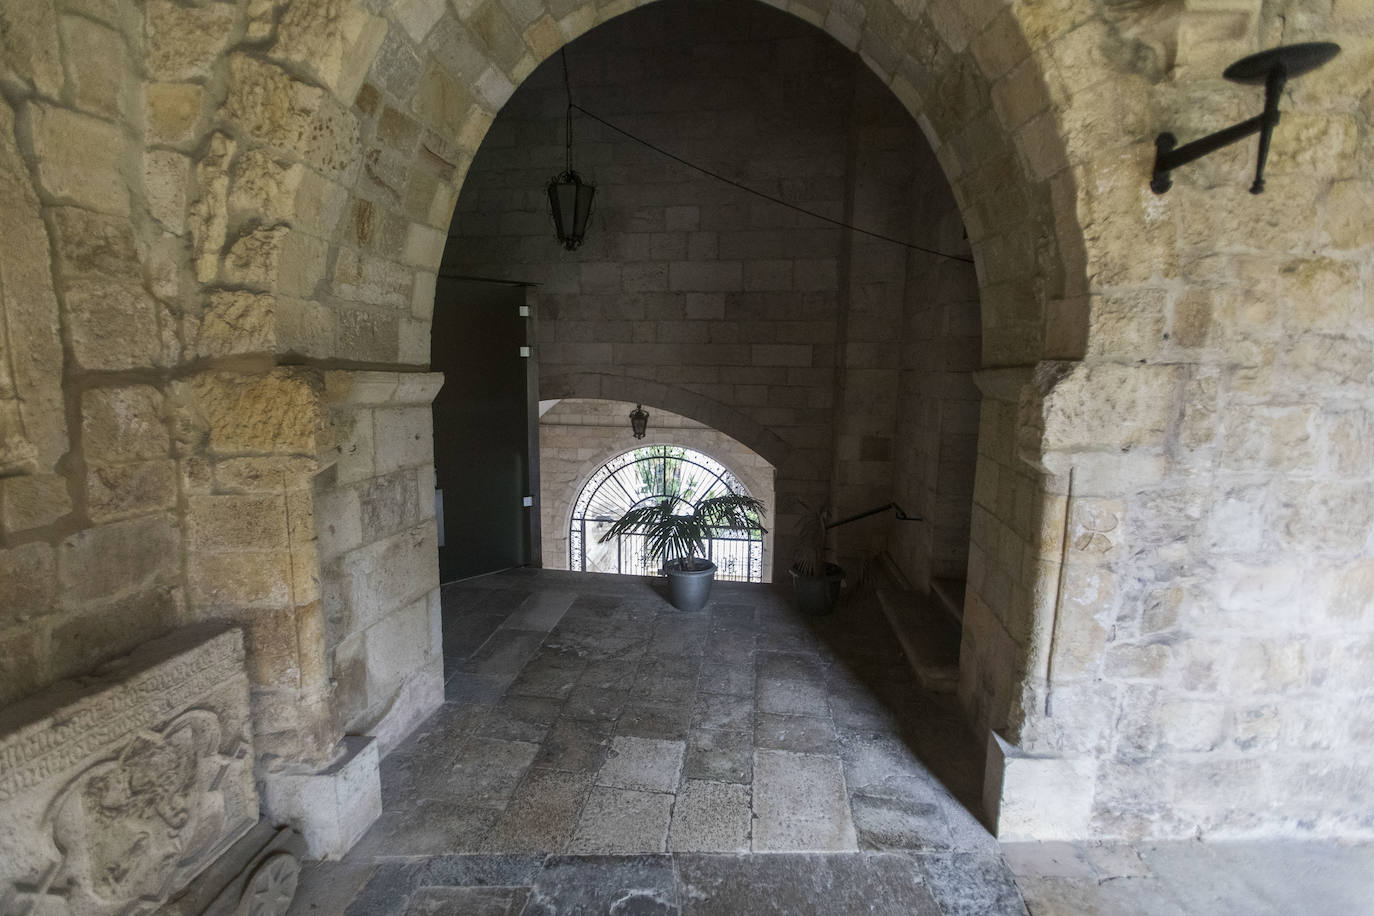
xmin=548 ymin=169 xmax=595 ymax=251
xmin=629 ymin=404 xmax=649 ymax=439
xmin=548 ymin=49 xmax=595 ymax=250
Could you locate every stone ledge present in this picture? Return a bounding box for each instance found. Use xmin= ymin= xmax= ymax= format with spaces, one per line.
xmin=325 ymin=370 xmax=445 ymax=407
xmin=983 ymin=730 xmax=1095 ymax=841
xmin=261 ymin=735 xmax=382 ymax=859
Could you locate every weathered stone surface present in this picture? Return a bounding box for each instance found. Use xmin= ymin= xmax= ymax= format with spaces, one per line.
xmin=61 ymin=15 xmax=125 ymax=118
xmin=336 ymin=522 xmax=440 ymax=634
xmin=144 ymin=149 xmax=190 ymax=233
xmin=145 ymin=0 xmax=238 ymax=81
xmin=49 ymin=206 xmax=141 ymax=281
xmin=753 ymin=750 xmax=858 ymax=851
xmin=0 ymin=0 xmax=63 ymax=96
xmin=188 ymin=369 xmax=324 ymax=456
xmin=86 ymin=460 xmax=178 ymax=522
xmin=196 ymin=291 xmax=277 ymax=357
xmin=222 ymin=55 xmax=359 ymax=176
xmin=669 ymin=779 xmax=752 ymax=852
xmin=413 ymin=60 xmax=474 ymax=129
xmin=57 ymin=515 xmax=179 ymax=608
xmin=64 ymin=276 xmax=162 ymax=371
xmin=332 ymin=246 xmax=413 ymax=307
xmin=82 ymin=385 xmax=168 ymax=464
xmin=0 ymin=99 xmax=67 ymax=469
xmin=0 ymin=541 xmax=57 ymax=623
xmin=26 ymin=104 xmax=128 ymax=215
xmin=145 ymin=81 xmax=206 ymax=146
xmin=229 ymin=150 xmax=305 ymax=224
xmin=189 ymin=133 xmax=235 ymax=282
xmin=568 ymin=786 xmax=674 ymax=854
xmin=524 ymin=856 xmax=678 ymax=915
xmin=0 ymin=474 xmax=71 ymax=533
xmin=273 ymin=0 xmax=387 ymax=100
xmin=0 ymin=626 xmax=257 ymax=915
xmin=222 ymin=224 xmax=289 ymax=291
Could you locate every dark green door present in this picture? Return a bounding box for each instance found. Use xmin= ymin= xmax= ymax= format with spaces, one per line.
xmin=431 ymin=278 xmax=536 ymax=581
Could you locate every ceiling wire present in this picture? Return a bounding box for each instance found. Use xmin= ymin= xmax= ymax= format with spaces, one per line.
xmin=569 ymin=102 xmax=975 ymax=265
xmin=561 ymin=48 xmax=574 ymax=173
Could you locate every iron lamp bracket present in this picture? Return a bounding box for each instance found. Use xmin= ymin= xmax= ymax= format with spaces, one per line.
xmin=1150 ymin=42 xmax=1339 ymax=195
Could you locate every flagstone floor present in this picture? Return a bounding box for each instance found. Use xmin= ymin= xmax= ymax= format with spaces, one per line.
xmin=288 ymin=568 xmax=1022 ymax=914
xmin=285 ymin=569 xmax=1374 ymax=915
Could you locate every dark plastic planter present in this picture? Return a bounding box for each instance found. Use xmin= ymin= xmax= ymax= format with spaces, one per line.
xmin=789 ymin=562 xmax=845 ymax=616
xmin=664 ymin=558 xmax=717 ymax=611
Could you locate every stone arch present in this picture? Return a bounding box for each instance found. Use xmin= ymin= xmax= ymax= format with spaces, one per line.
xmin=211 ymin=0 xmax=1092 ymax=824
xmin=263 ymin=0 xmax=1087 ymax=368
xmin=540 ymin=372 xmax=792 ymax=470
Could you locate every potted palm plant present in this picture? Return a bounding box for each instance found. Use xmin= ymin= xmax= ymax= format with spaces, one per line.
xmin=597 ymin=493 xmax=765 ymax=611
xmin=790 ymin=501 xmax=845 ymax=615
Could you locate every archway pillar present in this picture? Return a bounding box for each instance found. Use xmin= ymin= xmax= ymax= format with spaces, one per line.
xmin=973 ymin=359 xmax=1186 ymax=839
xmin=214 ymin=366 xmax=445 ymax=858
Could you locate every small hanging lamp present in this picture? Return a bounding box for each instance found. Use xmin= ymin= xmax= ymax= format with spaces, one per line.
xmin=629 ymin=404 xmax=649 ymax=439
xmin=548 ymin=49 xmax=595 ymax=250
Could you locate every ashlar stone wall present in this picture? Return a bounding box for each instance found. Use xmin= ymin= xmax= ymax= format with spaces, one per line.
xmin=538 ymin=398 xmax=776 ymax=579
xmin=2 ymin=0 xmax=1370 ymax=847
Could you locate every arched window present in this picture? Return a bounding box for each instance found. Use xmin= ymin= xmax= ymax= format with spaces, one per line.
xmin=570 ymin=445 xmax=763 ymax=582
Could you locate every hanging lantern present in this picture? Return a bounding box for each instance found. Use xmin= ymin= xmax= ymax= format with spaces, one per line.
xmin=548 ymin=49 xmax=596 ymax=251
xmin=547 ymin=169 xmax=596 ymax=251
xmin=629 ymin=404 xmax=649 ymax=439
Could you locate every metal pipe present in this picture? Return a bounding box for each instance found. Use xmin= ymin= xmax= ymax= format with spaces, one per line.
xmin=825 ymin=502 xmax=923 ymax=529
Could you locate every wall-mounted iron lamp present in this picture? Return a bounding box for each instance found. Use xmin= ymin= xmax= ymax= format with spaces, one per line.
xmin=548 ymin=48 xmax=595 ymax=250
xmin=629 ymin=404 xmax=649 ymax=439
xmin=1151 ymin=42 xmax=1340 ymax=195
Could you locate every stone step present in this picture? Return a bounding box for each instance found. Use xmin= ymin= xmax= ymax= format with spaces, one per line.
xmin=931 ymin=576 xmax=967 ymax=626
xmin=874 ymin=573 xmax=962 ymax=694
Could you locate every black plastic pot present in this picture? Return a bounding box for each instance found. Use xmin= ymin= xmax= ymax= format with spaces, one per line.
xmin=664 ymin=558 xmax=717 ymax=611
xmin=789 ymin=562 xmax=844 ymax=616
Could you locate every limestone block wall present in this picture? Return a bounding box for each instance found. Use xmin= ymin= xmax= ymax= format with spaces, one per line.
xmin=317 ymin=373 xmax=445 ymax=756
xmin=888 ymin=158 xmax=980 ymax=594
xmin=966 ymin=0 xmax=1374 ymax=840
xmin=538 ymin=398 xmax=776 ymax=579
xmin=825 ymin=74 xmax=923 ymax=564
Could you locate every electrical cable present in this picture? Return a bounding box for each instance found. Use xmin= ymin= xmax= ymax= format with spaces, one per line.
xmin=561 ymin=48 xmax=574 ymax=173
xmin=569 ymin=102 xmax=975 ymax=265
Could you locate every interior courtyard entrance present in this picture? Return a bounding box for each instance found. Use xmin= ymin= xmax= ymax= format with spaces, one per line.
xmin=3 ymin=0 xmax=1371 ymax=910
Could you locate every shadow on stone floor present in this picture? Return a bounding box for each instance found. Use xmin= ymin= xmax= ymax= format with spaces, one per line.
xmin=288 ymin=568 xmax=1023 ymax=915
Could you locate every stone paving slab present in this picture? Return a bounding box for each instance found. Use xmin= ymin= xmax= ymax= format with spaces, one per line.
xmin=481 ymin=768 xmax=593 ymax=854
xmin=568 ymin=787 xmax=674 ymax=854
xmin=675 ymin=852 xmax=944 ymax=915
xmin=669 ymin=780 xmax=752 ymax=852
xmin=404 ymin=886 xmax=529 ymax=915
xmin=752 ymin=749 xmax=858 ymax=851
xmin=523 ymin=856 xmax=678 ymax=916
xmin=499 ymin=589 xmax=576 ymax=631
xmin=756 ymin=711 xmax=838 ymax=754
xmin=596 ymin=735 xmax=686 ymax=793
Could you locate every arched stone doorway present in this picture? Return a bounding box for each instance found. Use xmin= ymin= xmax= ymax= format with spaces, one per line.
xmin=2 ymin=0 xmax=1368 ymax=851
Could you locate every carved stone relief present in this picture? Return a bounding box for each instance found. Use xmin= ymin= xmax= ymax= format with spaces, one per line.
xmin=0 ymin=626 xmax=256 ymax=916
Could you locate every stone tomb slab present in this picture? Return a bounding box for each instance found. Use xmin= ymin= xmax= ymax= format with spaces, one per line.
xmin=0 ymin=625 xmax=257 ymax=915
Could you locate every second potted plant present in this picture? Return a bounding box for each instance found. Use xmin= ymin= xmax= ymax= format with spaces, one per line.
xmin=597 ymin=493 xmax=765 ymax=611
xmin=789 ymin=501 xmax=845 ymax=616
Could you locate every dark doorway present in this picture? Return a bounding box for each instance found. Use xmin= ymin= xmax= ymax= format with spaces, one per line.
xmin=430 ymin=277 xmax=538 ymax=581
